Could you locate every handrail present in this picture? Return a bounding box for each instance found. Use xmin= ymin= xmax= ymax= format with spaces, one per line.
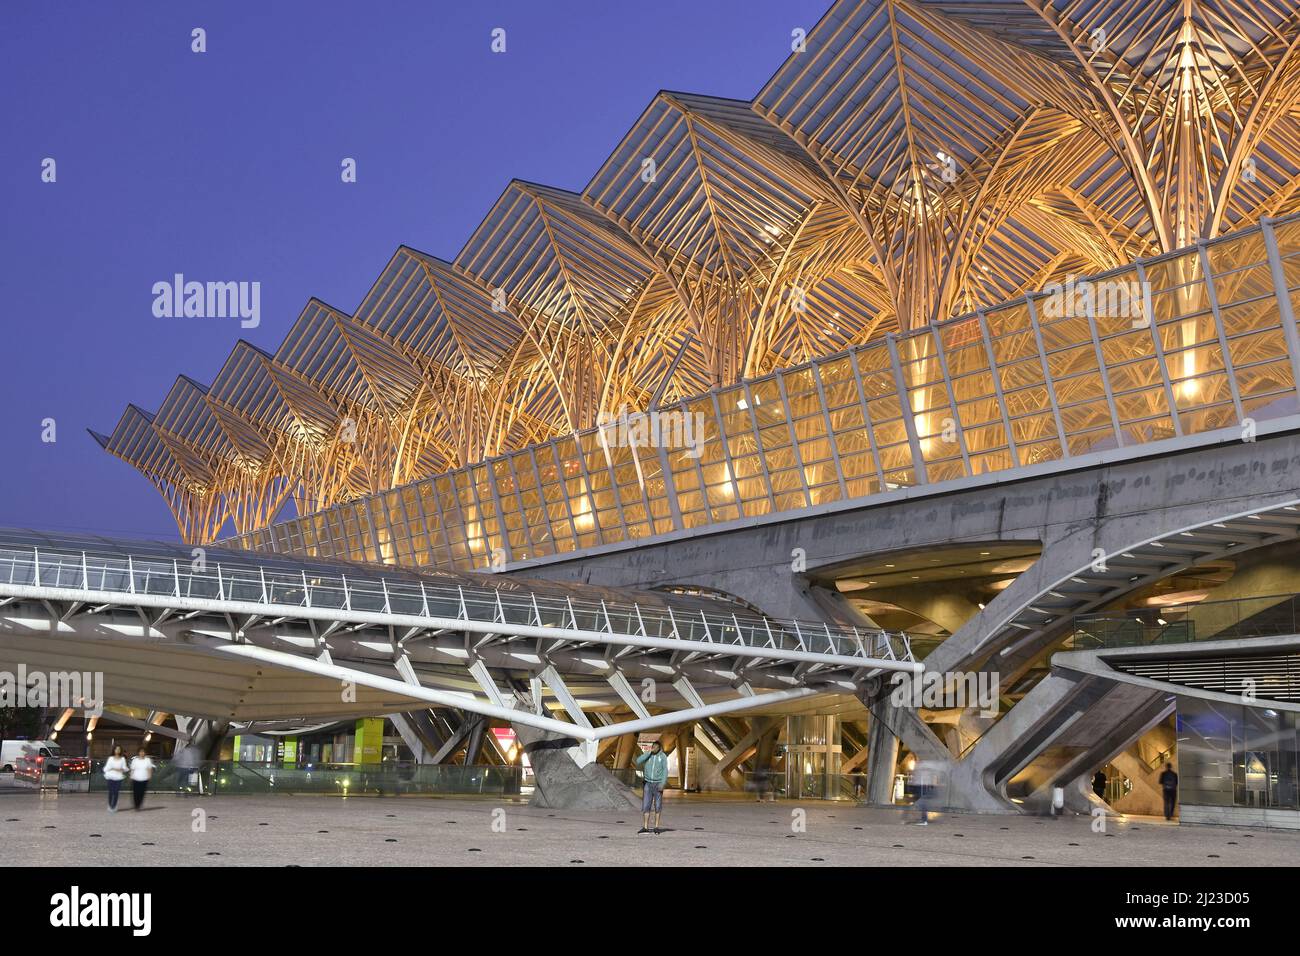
xmin=1070 ymin=593 xmax=1300 ymax=650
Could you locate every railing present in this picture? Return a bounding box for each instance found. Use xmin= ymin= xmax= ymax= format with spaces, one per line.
xmin=82 ymin=759 xmax=526 ymax=796
xmin=1143 ymin=747 xmax=1175 ymax=773
xmin=0 ymin=539 xmax=914 ymax=664
xmin=736 ymin=770 xmax=871 ymax=801
xmin=1070 ymin=593 xmax=1300 ymax=650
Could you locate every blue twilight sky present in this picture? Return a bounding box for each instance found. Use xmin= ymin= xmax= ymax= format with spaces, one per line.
xmin=0 ymin=0 xmax=829 ymax=541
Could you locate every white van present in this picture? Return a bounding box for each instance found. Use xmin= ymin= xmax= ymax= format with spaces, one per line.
xmin=1 ymin=739 xmax=62 ymax=773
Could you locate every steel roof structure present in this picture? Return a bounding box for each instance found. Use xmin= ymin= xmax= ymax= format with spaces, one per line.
xmin=97 ymin=0 xmax=1300 ymax=544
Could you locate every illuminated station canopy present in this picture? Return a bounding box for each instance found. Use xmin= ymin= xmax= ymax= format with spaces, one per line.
xmin=98 ymin=0 xmax=1300 ymax=559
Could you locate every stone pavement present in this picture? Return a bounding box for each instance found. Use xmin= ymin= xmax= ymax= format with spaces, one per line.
xmin=2 ymin=791 xmax=1296 ymax=866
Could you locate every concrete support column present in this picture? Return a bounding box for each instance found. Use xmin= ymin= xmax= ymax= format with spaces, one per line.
xmin=674 ymin=724 xmax=695 ymax=789
xmin=614 ymin=731 xmax=638 ymax=770
xmin=753 ymin=719 xmax=779 ymax=773
xmin=171 ymin=718 xmax=229 ymax=762
xmin=864 ymin=703 xmax=899 ymax=806
xmin=464 ymin=716 xmax=487 ymax=765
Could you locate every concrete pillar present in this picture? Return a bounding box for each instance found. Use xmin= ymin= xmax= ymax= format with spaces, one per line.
xmin=353 ymin=717 xmax=385 ymax=765
xmin=864 ymin=703 xmax=899 ymax=806
xmin=464 ymin=716 xmax=487 ymax=765
xmin=675 ymin=724 xmax=695 ymax=789
xmin=389 ymin=710 xmax=447 ymax=763
xmin=171 ymin=718 xmax=228 ymax=762
xmin=614 ymin=732 xmax=638 ymax=770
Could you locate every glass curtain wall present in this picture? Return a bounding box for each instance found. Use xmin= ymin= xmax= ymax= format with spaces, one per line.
xmin=1178 ymin=698 xmax=1300 ymax=811
xmin=230 ymin=216 xmax=1300 ymax=572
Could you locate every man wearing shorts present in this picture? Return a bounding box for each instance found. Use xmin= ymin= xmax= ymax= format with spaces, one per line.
xmin=634 ymin=740 xmax=669 ymax=834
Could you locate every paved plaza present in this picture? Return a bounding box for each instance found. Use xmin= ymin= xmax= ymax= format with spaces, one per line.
xmin=3 ymin=791 xmax=1297 ymax=867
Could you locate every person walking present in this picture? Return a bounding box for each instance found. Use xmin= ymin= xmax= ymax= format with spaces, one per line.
xmin=909 ymin=758 xmax=943 ymax=825
xmin=103 ymin=746 xmax=128 ymax=813
xmin=634 ymin=740 xmax=669 ymax=834
xmin=1092 ymin=769 xmax=1107 ymax=800
xmin=1158 ymin=761 xmax=1179 ymax=821
xmin=172 ymin=746 xmax=200 ymax=794
xmin=129 ymin=747 xmax=156 ymax=811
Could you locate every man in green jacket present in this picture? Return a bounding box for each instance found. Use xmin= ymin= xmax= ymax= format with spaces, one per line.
xmin=634 ymin=740 xmax=669 ymax=834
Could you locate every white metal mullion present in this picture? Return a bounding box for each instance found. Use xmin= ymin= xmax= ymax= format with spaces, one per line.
xmin=1024 ymin=294 xmax=1071 ymax=451
xmin=708 ymin=391 xmax=743 ymax=515
xmin=810 ymin=360 xmax=849 ymax=499
xmin=1260 ymin=217 xmax=1300 ymax=405
xmin=1134 ymin=260 xmax=1185 ymax=437
xmin=593 ymin=425 xmax=639 ymax=544
xmin=977 ymin=308 xmax=1022 ymax=465
xmin=773 ymin=374 xmax=812 ymax=507
xmin=571 ymin=429 xmax=629 ymax=547
xmin=652 ymin=434 xmax=685 ymax=531
xmin=1078 ymin=293 xmax=1126 ymax=448
xmin=526 ymin=444 xmax=568 ymax=553
xmin=546 ymin=441 xmax=585 ymax=545
xmin=847 ymin=348 xmax=888 ymax=490
xmin=886 ymin=333 xmax=928 ymax=483
xmin=1197 ymin=242 xmax=1244 ymax=424
xmin=503 ymin=452 xmax=539 ymax=560
xmin=741 ymin=380 xmax=781 ymax=511
xmin=930 ymin=325 xmax=971 ymax=472
xmin=416 ymin=478 xmax=451 ymax=566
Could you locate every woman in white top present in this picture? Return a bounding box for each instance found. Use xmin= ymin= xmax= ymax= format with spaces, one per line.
xmin=103 ymin=745 xmax=128 ymax=813
xmin=128 ymin=748 xmax=156 ymax=811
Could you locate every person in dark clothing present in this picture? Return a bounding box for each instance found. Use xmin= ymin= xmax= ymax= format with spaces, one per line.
xmin=129 ymin=748 xmax=155 ymax=811
xmin=1158 ymin=762 xmax=1178 ymax=820
xmin=1092 ymin=770 xmax=1107 ymax=800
